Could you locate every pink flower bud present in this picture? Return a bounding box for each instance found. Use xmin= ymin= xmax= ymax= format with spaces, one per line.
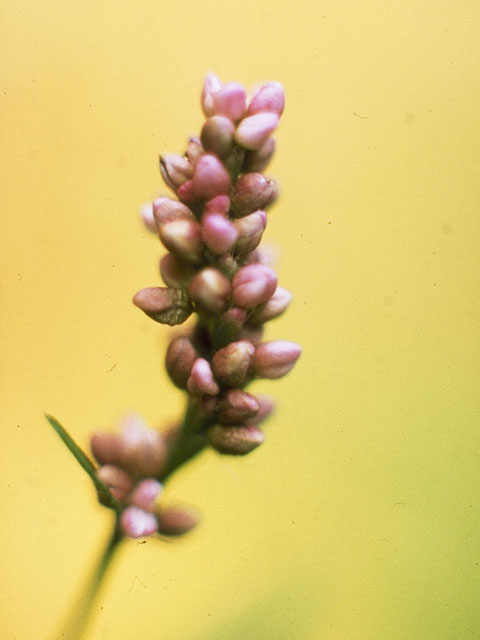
xmin=186 ymin=136 xmax=204 ymax=166
xmin=232 ymin=264 xmax=277 ymax=309
xmin=157 ymin=506 xmax=200 ymax=536
xmin=159 ymin=219 xmax=204 ymax=263
xmin=133 ymin=287 xmax=192 ymax=326
xmin=176 ymin=179 xmax=197 ymax=204
xmin=192 ymin=154 xmax=232 ymax=201
xmin=220 ymin=307 xmax=247 ymax=340
xmin=248 ymin=287 xmax=292 ymax=324
xmin=233 ymin=210 xmax=267 ymax=255
xmin=159 ymin=253 xmax=197 ymax=289
xmin=186 ymin=358 xmax=220 ymax=395
xmin=200 ymin=116 xmax=235 ymax=158
xmin=139 ymin=202 xmax=157 ymax=233
xmin=201 ymin=212 xmax=238 ymax=255
xmin=128 ymin=479 xmax=163 ymax=511
xmin=121 ymin=505 xmax=158 ymax=538
xmin=234 ymin=113 xmax=278 ymax=150
xmin=203 ymin=194 xmax=230 ymax=216
xmin=153 ymin=197 xmax=195 ymax=226
xmin=166 ymin=336 xmax=198 ymax=389
xmin=159 ymin=154 xmax=194 ymax=190
xmin=253 ymin=340 xmax=301 ymax=379
xmin=244 ymin=395 xmax=275 ymax=425
xmin=187 ymin=267 xmax=232 ymax=314
xmin=96 ymin=465 xmax=133 ymax=503
xmin=201 ymin=72 xmax=222 ymax=117
xmin=244 ymin=137 xmax=276 ymax=173
xmin=208 ymin=424 xmax=264 ymax=455
xmin=91 ymin=432 xmax=124 ymax=466
xmin=119 ymin=413 xmax=168 ymax=478
xmin=248 ymin=82 xmax=285 ymax=116
xmin=213 ymin=82 xmax=247 ymax=122
xmin=216 ymin=389 xmax=259 ymax=425
xmin=211 ymin=340 xmax=255 ymax=388
xmin=231 ymin=173 xmax=278 ymax=217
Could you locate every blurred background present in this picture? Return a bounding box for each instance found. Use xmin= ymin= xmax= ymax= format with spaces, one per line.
xmin=1 ymin=1 xmax=480 ymax=638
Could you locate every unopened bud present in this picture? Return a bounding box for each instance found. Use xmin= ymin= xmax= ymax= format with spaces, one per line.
xmin=159 ymin=219 xmax=204 ymax=263
xmin=166 ymin=336 xmax=198 ymax=388
xmin=232 ymin=264 xmax=277 ymax=309
xmin=244 ymin=137 xmax=276 ymax=173
xmin=231 ymin=173 xmax=278 ymax=217
xmin=139 ymin=202 xmax=157 ymax=233
xmin=245 ymin=395 xmax=275 ymax=425
xmin=159 ymin=154 xmax=194 ymax=190
xmin=248 ymin=287 xmax=292 ymax=324
xmin=208 ymin=424 xmax=264 ymax=455
xmin=153 ymin=197 xmax=194 ymax=226
xmin=186 ymin=136 xmax=204 ymax=166
xmin=176 ymin=179 xmax=197 ymax=204
xmin=157 ymin=506 xmax=200 ymax=536
xmin=188 ymin=267 xmax=231 ymax=314
xmin=159 ymin=253 xmax=197 ymax=289
xmin=133 ymin=287 xmax=192 ymax=326
xmin=211 ymin=340 xmax=255 ymax=388
xmin=187 ymin=358 xmax=220 ymax=395
xmin=200 ymin=116 xmax=235 ymax=158
xmin=128 ymin=479 xmax=163 ymax=512
xmin=91 ymin=432 xmax=124 ymax=466
xmin=235 ymin=112 xmax=278 ymax=150
xmin=201 ymin=72 xmax=222 ymax=117
xmin=253 ymin=340 xmax=301 ymax=379
xmin=248 ymin=82 xmax=285 ymax=116
xmin=203 ymin=194 xmax=230 ymax=216
xmin=120 ymin=505 xmax=158 ymax=538
xmin=216 ymin=389 xmax=259 ymax=425
xmin=192 ymin=154 xmax=232 ymax=201
xmin=201 ymin=212 xmax=238 ymax=255
xmin=119 ymin=414 xmax=168 ymax=478
xmin=213 ymin=82 xmax=247 ymax=122
xmin=97 ymin=465 xmax=133 ymax=503
xmin=233 ymin=210 xmax=267 ymax=255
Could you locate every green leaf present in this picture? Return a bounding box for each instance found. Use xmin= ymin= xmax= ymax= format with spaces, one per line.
xmin=45 ymin=414 xmax=120 ymax=512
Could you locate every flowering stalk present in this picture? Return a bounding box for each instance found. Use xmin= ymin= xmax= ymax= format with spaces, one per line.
xmin=47 ymin=74 xmax=300 ymax=639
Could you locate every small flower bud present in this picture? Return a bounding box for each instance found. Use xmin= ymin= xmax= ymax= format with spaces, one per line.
xmin=159 ymin=253 xmax=197 ymax=289
xmin=216 ymin=389 xmax=259 ymax=425
xmin=187 ymin=267 xmax=232 ymax=314
xmin=201 ymin=212 xmax=238 ymax=255
xmin=97 ymin=465 xmax=133 ymax=503
xmin=211 ymin=340 xmax=255 ymax=388
xmin=208 ymin=424 xmax=264 ymax=455
xmin=203 ymin=194 xmax=230 ymax=216
xmin=176 ymin=179 xmax=197 ymax=204
xmin=159 ymin=219 xmax=204 ymax=263
xmin=159 ymin=154 xmax=194 ymax=190
xmin=232 ymin=264 xmax=277 ymax=309
xmin=91 ymin=432 xmax=124 ymax=466
xmin=248 ymin=287 xmax=292 ymax=325
xmin=243 ymin=137 xmax=276 ymax=173
xmin=186 ymin=358 xmax=220 ymax=396
xmin=213 ymin=82 xmax=247 ymax=122
xmin=200 ymin=116 xmax=235 ymax=158
xmin=139 ymin=202 xmax=157 ymax=233
xmin=121 ymin=505 xmax=158 ymax=538
xmin=233 ymin=210 xmax=267 ymax=255
xmin=157 ymin=506 xmax=200 ymax=536
xmin=253 ymin=340 xmax=301 ymax=379
xmin=133 ymin=287 xmax=192 ymax=326
xmin=166 ymin=336 xmax=198 ymax=389
xmin=119 ymin=414 xmax=168 ymax=478
xmin=231 ymin=173 xmax=278 ymax=217
xmin=234 ymin=112 xmax=278 ymax=150
xmin=244 ymin=395 xmax=275 ymax=425
xmin=247 ymin=82 xmax=285 ymax=116
xmin=153 ymin=197 xmax=195 ymax=226
xmin=192 ymin=154 xmax=232 ymax=201
xmin=186 ymin=135 xmax=204 ymax=165
xmin=128 ymin=479 xmax=163 ymax=512
xmin=201 ymin=72 xmax=222 ymax=117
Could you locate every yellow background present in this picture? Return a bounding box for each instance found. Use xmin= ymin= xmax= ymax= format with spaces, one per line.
xmin=2 ymin=1 xmax=479 ymax=638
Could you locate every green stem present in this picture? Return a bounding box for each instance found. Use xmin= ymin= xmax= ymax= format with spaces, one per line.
xmin=53 ymin=521 xmax=122 ymax=640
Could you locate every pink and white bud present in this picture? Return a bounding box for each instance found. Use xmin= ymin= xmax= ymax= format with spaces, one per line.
xmin=192 ymin=154 xmax=232 ymax=201
xmin=213 ymin=82 xmax=247 ymax=122
xmin=201 ymin=212 xmax=238 ymax=255
xmin=159 ymin=253 xmax=197 ymax=289
xmin=187 ymin=358 xmax=220 ymax=396
xmin=201 ymin=72 xmax=222 ymax=117
xmin=139 ymin=202 xmax=157 ymax=233
xmin=216 ymin=389 xmax=259 ymax=425
xmin=211 ymin=340 xmax=255 ymax=388
xmin=133 ymin=287 xmax=192 ymax=326
xmin=232 ymin=264 xmax=277 ymax=309
xmin=96 ymin=465 xmax=133 ymax=503
xmin=153 ymin=197 xmax=195 ymax=226
xmin=159 ymin=219 xmax=204 ymax=263
xmin=233 ymin=210 xmax=267 ymax=255
xmin=166 ymin=336 xmax=198 ymax=389
xmin=244 ymin=137 xmax=276 ymax=173
xmin=119 ymin=413 xmax=168 ymax=478
xmin=208 ymin=424 xmax=264 ymax=455
xmin=200 ymin=116 xmax=235 ymax=158
xmin=253 ymin=340 xmax=301 ymax=379
xmin=186 ymin=136 xmax=204 ymax=166
xmin=159 ymin=154 xmax=194 ymax=190
xmin=120 ymin=505 xmax=158 ymax=538
xmin=248 ymin=82 xmax=285 ymax=116
xmin=157 ymin=506 xmax=200 ymax=536
xmin=249 ymin=287 xmax=292 ymax=324
xmin=231 ymin=173 xmax=278 ymax=217
xmin=234 ymin=113 xmax=279 ymax=150
xmin=176 ymin=179 xmax=197 ymax=204
xmin=203 ymin=194 xmax=230 ymax=216
xmin=187 ymin=267 xmax=231 ymax=314
xmin=128 ymin=479 xmax=163 ymax=512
